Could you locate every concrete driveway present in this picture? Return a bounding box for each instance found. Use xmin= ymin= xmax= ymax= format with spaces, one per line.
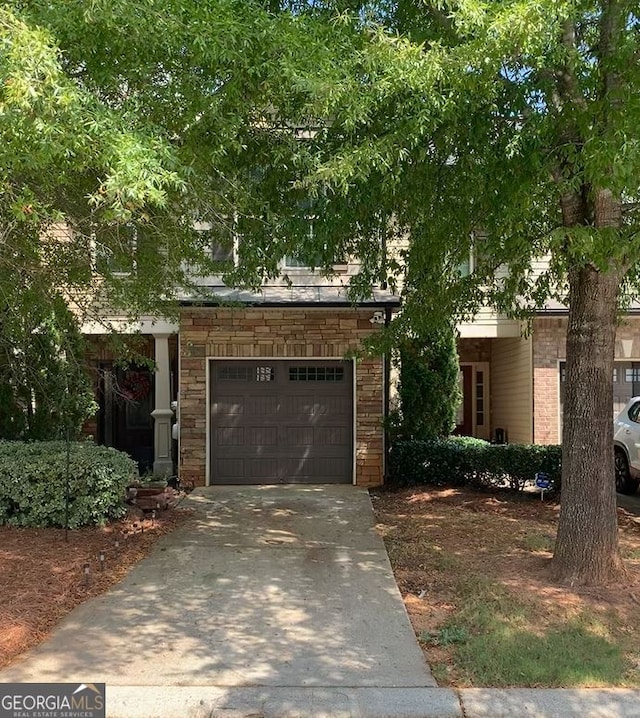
xmin=1 ymin=486 xmax=435 ymax=694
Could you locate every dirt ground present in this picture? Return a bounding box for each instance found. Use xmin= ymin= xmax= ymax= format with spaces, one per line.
xmin=371 ymin=486 xmax=640 ymax=686
xmin=0 ymin=503 xmax=191 ymax=670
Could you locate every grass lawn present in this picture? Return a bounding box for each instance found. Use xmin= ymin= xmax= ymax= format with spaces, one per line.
xmin=372 ymin=486 xmax=640 ymax=688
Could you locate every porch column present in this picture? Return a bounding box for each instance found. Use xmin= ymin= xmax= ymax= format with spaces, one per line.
xmin=151 ymin=333 xmax=174 ymax=476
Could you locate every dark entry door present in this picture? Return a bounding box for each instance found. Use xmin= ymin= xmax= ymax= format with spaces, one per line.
xmin=209 ymin=359 xmax=353 ymax=484
xmin=98 ymin=363 xmax=154 ymax=472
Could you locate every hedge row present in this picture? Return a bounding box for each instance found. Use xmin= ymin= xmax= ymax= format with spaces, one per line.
xmin=0 ymin=441 xmax=137 ymax=528
xmin=389 ymin=437 xmax=562 ymax=492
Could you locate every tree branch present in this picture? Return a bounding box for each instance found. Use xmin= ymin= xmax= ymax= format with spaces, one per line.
xmin=598 ymin=0 xmax=624 ymax=101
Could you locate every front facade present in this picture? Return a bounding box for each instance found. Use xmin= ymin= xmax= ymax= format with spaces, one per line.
xmin=85 ymin=240 xmax=638 ymax=473
xmin=179 ymin=306 xmax=387 ymax=488
xmin=82 ymin=277 xmax=397 ymax=487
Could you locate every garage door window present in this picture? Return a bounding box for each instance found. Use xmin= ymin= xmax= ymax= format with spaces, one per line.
xmin=289 ymin=366 xmax=345 ymax=382
xmin=218 ymin=366 xmax=275 ymax=382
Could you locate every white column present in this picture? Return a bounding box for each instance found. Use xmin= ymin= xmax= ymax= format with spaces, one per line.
xmin=151 ymin=333 xmax=174 ymax=476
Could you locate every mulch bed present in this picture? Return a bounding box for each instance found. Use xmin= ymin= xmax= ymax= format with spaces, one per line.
xmin=0 ymin=502 xmax=192 ymax=670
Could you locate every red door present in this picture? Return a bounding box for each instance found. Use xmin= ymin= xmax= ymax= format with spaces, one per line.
xmin=454 ymin=366 xmax=473 ymax=436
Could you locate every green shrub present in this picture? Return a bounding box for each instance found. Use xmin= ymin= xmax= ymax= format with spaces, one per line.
xmin=0 ymin=441 xmax=137 ymax=528
xmin=0 ymin=297 xmax=97 ymax=441
xmin=389 ymin=437 xmax=562 ymax=492
xmin=398 ymin=322 xmax=461 ymax=440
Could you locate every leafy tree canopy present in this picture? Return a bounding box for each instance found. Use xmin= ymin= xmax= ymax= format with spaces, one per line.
xmin=8 ymin=0 xmax=640 ymax=585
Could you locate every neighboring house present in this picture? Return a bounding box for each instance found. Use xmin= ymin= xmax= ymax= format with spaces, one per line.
xmin=455 ymin=297 xmax=640 ymax=447
xmin=81 ymin=255 xmax=399 ymax=488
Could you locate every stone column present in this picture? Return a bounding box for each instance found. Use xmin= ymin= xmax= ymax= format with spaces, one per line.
xmin=151 ymin=333 xmax=174 ymax=476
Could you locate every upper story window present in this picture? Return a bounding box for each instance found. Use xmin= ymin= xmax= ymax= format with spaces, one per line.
xmin=93 ymin=224 xmax=138 ymax=276
xmin=456 ymin=250 xmax=474 ymax=277
xmin=193 ymin=220 xmax=236 ymax=267
xmin=454 ymin=232 xmax=487 ymax=278
xmin=283 ymin=255 xmax=311 ymax=269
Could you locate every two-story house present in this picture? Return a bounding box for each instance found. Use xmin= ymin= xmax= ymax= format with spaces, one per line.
xmin=82 ymin=229 xmax=640 ymax=486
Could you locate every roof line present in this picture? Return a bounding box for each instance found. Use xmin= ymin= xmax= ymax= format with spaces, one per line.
xmin=179 ymin=299 xmax=401 ymax=308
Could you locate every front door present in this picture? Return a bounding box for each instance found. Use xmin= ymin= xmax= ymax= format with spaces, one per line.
xmin=98 ymin=363 xmax=154 ymax=472
xmin=454 ymin=365 xmax=474 ymax=436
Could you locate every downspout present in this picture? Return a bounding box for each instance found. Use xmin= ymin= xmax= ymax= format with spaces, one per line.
xmin=383 ymin=305 xmax=393 ymax=484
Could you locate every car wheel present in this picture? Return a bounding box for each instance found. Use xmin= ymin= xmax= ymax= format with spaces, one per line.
xmin=615 ymin=449 xmax=639 ymax=495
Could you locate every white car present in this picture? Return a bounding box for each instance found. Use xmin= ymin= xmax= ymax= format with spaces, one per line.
xmin=614 ymin=398 xmax=640 ymax=494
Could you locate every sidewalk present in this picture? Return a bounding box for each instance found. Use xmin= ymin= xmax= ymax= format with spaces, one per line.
xmin=105 ymin=686 xmax=640 ymax=717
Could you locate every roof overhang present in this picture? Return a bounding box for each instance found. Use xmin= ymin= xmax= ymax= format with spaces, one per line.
xmin=178 ymin=285 xmax=401 ymax=308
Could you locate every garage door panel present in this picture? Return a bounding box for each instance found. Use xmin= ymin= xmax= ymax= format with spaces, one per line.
xmin=212 ymin=397 xmax=245 ymax=415
xmin=214 ymin=458 xmax=245 ymax=480
xmin=210 ymin=359 xmax=353 ymax=484
xmin=282 ymin=395 xmax=316 ymax=416
xmin=281 ymin=396 xmax=350 ymax=418
xmin=247 ymin=396 xmax=279 ymax=415
xmin=248 ymin=458 xmax=279 ymax=481
xmin=215 ymin=427 xmax=244 ymax=445
xmin=279 ymin=457 xmax=349 ymax=481
xmin=247 ymin=427 xmax=278 ymax=446
xmin=317 ymin=396 xmax=350 ymax=415
xmin=316 ymin=427 xmax=350 ymax=445
xmin=283 ymin=426 xmax=314 ymax=445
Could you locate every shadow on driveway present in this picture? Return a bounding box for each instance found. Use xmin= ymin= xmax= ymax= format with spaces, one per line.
xmin=0 ymin=485 xmax=435 ymax=689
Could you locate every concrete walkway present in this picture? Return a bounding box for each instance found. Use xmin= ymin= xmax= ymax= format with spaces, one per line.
xmin=3 ymin=485 xmax=640 ymax=717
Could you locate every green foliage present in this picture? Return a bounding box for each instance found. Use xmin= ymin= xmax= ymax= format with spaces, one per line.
xmin=398 ymin=322 xmax=461 ymax=439
xmin=0 ymin=4 xmax=191 ymax=329
xmin=420 ymin=625 xmax=469 ymax=647
xmin=389 ymin=437 xmax=562 ymax=492
xmin=0 ymin=297 xmax=97 ymax=440
xmin=0 ymin=441 xmax=136 ymax=528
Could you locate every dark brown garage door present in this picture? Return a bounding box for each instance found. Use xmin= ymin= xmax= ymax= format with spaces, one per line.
xmin=209 ymin=360 xmax=353 ymax=484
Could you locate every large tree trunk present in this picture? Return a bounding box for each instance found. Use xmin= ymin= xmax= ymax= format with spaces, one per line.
xmin=552 ymin=264 xmax=625 ymax=585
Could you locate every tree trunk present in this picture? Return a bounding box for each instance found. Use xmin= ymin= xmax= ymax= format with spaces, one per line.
xmin=552 ymin=264 xmax=625 ymax=585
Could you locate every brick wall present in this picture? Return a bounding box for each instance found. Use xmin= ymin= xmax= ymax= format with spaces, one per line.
xmin=179 ymin=307 xmax=385 ymax=487
xmin=532 ymin=316 xmax=640 ymax=443
xmin=532 ymin=317 xmax=565 ymax=444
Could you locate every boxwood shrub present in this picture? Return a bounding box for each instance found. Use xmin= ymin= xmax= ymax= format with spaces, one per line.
xmin=0 ymin=441 xmax=137 ymax=528
xmin=389 ymin=437 xmax=562 ymax=493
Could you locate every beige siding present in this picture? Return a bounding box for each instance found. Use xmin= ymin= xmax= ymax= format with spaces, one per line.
xmin=490 ymin=337 xmax=533 ymax=444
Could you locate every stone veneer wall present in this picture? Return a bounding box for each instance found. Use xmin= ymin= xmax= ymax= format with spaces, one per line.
xmin=532 ymin=315 xmax=640 ymax=443
xmin=179 ymin=307 xmax=385 ymax=487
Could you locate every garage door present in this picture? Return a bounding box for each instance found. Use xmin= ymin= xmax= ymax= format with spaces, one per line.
xmin=209 ymin=360 xmax=353 ymax=484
